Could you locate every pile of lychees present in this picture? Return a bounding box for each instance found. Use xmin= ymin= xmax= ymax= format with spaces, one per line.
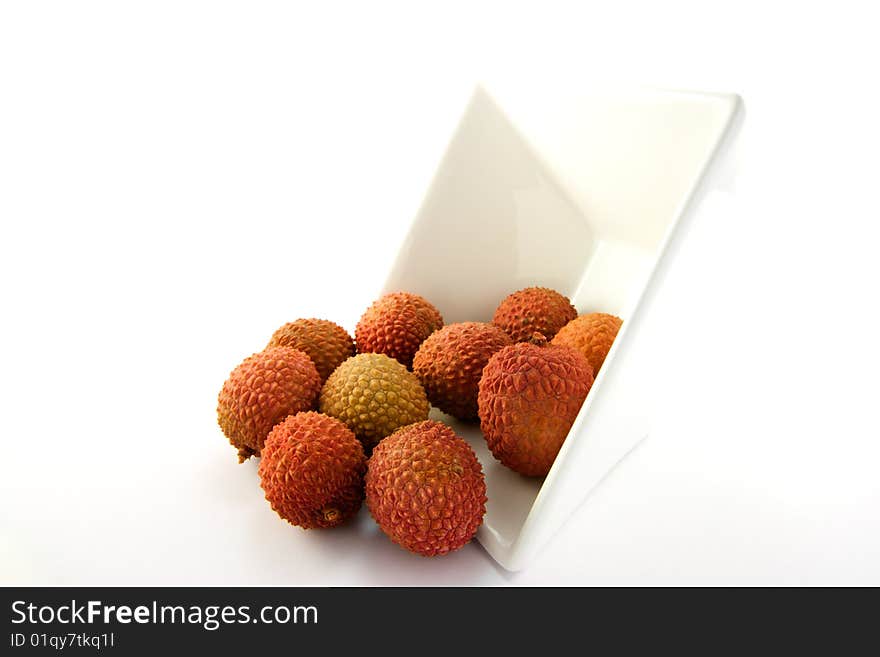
xmin=217 ymin=287 xmax=621 ymax=557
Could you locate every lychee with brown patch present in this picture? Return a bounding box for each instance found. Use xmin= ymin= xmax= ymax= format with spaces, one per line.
xmin=366 ymin=420 xmax=486 ymax=556
xmin=217 ymin=346 xmax=321 ymax=462
xmin=258 ymin=412 xmax=366 ymax=529
xmin=492 ymin=287 xmax=577 ymax=342
xmin=412 ymin=322 xmax=513 ymax=420
xmin=477 ymin=334 xmax=593 ymax=476
xmin=355 ymin=292 xmax=443 ymax=368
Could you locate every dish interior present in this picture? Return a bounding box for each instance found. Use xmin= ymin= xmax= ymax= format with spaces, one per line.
xmin=383 ymin=84 xmax=741 ymax=567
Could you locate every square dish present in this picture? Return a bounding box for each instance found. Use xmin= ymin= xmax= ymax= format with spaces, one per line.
xmin=382 ymin=82 xmax=744 ymax=570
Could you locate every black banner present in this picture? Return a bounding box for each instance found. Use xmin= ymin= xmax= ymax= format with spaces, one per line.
xmin=0 ymin=587 xmax=872 ymax=653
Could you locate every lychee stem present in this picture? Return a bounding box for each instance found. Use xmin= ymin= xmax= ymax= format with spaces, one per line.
xmin=237 ymin=445 xmax=257 ymax=463
xmin=527 ymin=333 xmax=548 ymax=347
xmin=322 ymin=507 xmax=341 ymax=523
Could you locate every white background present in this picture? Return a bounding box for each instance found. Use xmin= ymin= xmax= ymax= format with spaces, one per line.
xmin=1 ymin=2 xmax=878 ymax=585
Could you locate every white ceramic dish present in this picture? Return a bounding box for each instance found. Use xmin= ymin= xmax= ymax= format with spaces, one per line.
xmin=382 ymin=82 xmax=744 ymax=571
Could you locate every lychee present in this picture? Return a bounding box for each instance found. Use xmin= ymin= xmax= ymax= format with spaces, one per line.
xmin=217 ymin=346 xmax=321 ymax=462
xmin=268 ymin=318 xmax=355 ymax=382
xmin=258 ymin=412 xmax=366 ymax=529
xmin=477 ymin=335 xmax=593 ymax=476
xmin=366 ymin=420 xmax=486 ymax=556
xmin=412 ymin=322 xmax=513 ymax=420
xmin=492 ymin=287 xmax=577 ymax=342
xmin=355 ymin=292 xmax=443 ymax=368
xmin=551 ymin=313 xmax=622 ymax=376
xmin=319 ymin=353 xmax=430 ymax=450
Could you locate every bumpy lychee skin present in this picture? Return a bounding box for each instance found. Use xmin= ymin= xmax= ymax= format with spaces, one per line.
xmin=268 ymin=318 xmax=355 ymax=382
xmin=366 ymin=420 xmax=486 ymax=557
xmin=551 ymin=313 xmax=623 ymax=376
xmin=217 ymin=347 xmax=321 ymax=462
xmin=355 ymin=292 xmax=443 ymax=369
xmin=258 ymin=412 xmax=366 ymax=529
xmin=412 ymin=322 xmax=513 ymax=420
xmin=319 ymin=353 xmax=430 ymax=450
xmin=492 ymin=287 xmax=577 ymax=342
xmin=477 ymin=336 xmax=594 ymax=476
